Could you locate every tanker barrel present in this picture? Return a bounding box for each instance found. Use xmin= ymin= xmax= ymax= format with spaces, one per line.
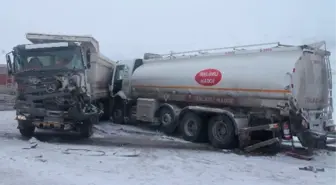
xmin=144 ymin=53 xmax=162 ymax=60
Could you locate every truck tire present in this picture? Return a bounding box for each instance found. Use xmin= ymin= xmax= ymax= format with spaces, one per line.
xmin=18 ymin=120 xmax=35 ymax=138
xmin=79 ymin=116 xmax=97 ymax=138
xmin=297 ymin=131 xmax=326 ymax=149
xmin=159 ymin=107 xmax=178 ymax=134
xmin=180 ymin=112 xmax=206 ymax=142
xmin=98 ymin=100 xmax=110 ymax=121
xmin=208 ymin=115 xmax=236 ymax=149
xmin=102 ymin=101 xmax=111 ymax=121
xmin=112 ymin=104 xmax=125 ymax=124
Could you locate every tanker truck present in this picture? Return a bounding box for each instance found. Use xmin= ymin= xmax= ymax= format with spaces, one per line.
xmin=109 ymin=42 xmax=334 ymax=150
xmin=5 ymin=33 xmax=116 ymax=138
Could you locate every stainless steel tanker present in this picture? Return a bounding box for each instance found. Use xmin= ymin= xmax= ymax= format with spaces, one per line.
xmin=110 ymin=42 xmax=333 ymax=149
xmin=132 ymin=45 xmax=329 ymax=110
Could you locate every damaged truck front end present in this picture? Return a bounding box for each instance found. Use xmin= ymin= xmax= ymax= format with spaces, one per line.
xmin=6 ymin=42 xmax=99 ymax=138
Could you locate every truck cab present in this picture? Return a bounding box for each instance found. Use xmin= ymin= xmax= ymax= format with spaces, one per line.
xmin=109 ymin=59 xmax=144 ymax=123
xmin=5 ymin=33 xmax=103 ymax=138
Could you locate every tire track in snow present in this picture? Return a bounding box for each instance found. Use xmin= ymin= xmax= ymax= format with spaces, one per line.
xmin=0 ymin=130 xmax=217 ymax=152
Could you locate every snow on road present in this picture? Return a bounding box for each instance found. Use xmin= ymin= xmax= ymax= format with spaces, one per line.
xmin=0 ymin=111 xmax=335 ymax=185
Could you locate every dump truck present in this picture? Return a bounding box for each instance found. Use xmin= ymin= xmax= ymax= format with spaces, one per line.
xmin=109 ymin=42 xmax=334 ymax=150
xmin=5 ymin=33 xmax=116 ymax=137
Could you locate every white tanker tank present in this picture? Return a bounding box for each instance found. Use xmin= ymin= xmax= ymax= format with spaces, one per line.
xmin=111 ymin=41 xmax=333 ymax=150
xmin=131 ymin=42 xmax=331 ymax=111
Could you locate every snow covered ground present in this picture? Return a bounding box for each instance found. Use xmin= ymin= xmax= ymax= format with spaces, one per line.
xmin=0 ymin=110 xmax=335 ymax=185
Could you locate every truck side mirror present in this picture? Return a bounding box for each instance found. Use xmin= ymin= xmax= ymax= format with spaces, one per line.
xmin=6 ymin=53 xmax=13 ymax=75
xmin=86 ymin=50 xmax=91 ymax=68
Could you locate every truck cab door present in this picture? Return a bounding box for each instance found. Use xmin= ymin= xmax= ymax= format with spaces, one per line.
xmin=110 ymin=64 xmax=125 ymax=96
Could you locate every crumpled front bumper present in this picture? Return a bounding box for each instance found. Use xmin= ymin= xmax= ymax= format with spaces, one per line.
xmin=15 ymin=100 xmax=47 ymax=117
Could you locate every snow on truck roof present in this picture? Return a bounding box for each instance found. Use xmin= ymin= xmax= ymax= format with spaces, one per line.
xmin=26 ymin=33 xmax=100 ymax=53
xmin=144 ymin=41 xmax=330 ymax=61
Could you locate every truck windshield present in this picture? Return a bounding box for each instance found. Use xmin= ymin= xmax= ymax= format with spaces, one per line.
xmin=13 ymin=46 xmax=84 ymax=72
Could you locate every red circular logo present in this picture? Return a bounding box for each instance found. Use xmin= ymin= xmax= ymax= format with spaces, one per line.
xmin=195 ymin=68 xmax=222 ymax=86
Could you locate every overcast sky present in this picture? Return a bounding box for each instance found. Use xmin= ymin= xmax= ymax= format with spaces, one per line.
xmin=0 ymin=0 xmax=335 ymax=61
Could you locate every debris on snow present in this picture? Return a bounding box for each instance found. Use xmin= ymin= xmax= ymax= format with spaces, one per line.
xmin=34 ymin=155 xmax=47 ymax=163
xmin=62 ymin=148 xmax=106 ymax=156
xmin=22 ymin=137 xmax=39 ymax=149
xmin=299 ymin=166 xmax=325 ymax=173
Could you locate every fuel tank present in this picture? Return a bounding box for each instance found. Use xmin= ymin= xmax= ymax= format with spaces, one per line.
xmin=131 ymin=45 xmax=330 ymax=110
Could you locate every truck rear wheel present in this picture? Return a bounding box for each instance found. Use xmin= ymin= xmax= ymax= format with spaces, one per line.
xmin=112 ymin=98 xmax=125 ymax=124
xmin=208 ymin=115 xmax=236 ymax=149
xmin=159 ymin=107 xmax=178 ymax=134
xmin=180 ymin=112 xmax=206 ymax=142
xmin=99 ymin=100 xmax=110 ymax=121
xmin=79 ymin=116 xmax=97 ymax=138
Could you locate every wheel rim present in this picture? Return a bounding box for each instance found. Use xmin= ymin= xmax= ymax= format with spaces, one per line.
xmin=184 ymin=119 xmax=198 ymax=136
xmin=212 ymin=121 xmax=227 ymax=142
xmin=161 ymin=113 xmax=172 ymax=126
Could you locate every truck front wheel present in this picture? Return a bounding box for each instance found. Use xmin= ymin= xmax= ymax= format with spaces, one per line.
xmin=18 ymin=120 xmax=35 ymax=138
xmin=159 ymin=107 xmax=178 ymax=134
xmin=208 ymin=115 xmax=236 ymax=149
xmin=180 ymin=112 xmax=206 ymax=142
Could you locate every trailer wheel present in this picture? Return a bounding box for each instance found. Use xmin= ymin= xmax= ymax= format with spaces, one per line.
xmin=180 ymin=112 xmax=205 ymax=142
xmin=159 ymin=107 xmax=177 ymax=134
xmin=79 ymin=116 xmax=97 ymax=138
xmin=18 ymin=120 xmax=35 ymax=138
xmin=208 ymin=115 xmax=236 ymax=149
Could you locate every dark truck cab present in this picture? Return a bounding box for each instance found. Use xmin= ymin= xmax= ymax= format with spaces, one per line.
xmin=5 ymin=34 xmax=103 ymax=138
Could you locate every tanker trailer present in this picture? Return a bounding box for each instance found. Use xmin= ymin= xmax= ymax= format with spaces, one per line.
xmin=5 ymin=33 xmax=116 ymax=138
xmin=109 ymin=41 xmax=333 ymax=150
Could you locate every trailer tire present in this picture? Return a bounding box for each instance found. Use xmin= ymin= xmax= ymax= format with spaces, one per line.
xmin=159 ymin=107 xmax=178 ymax=134
xmin=208 ymin=115 xmax=236 ymax=149
xmin=180 ymin=112 xmax=206 ymax=142
xmin=79 ymin=116 xmax=97 ymax=138
xmin=18 ymin=121 xmax=35 ymax=138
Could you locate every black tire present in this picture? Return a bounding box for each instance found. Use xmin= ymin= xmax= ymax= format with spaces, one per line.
xmin=102 ymin=100 xmax=111 ymax=120
xmin=208 ymin=115 xmax=236 ymax=149
xmin=18 ymin=120 xmax=35 ymax=138
xmin=297 ymin=131 xmax=326 ymax=149
xmin=179 ymin=112 xmax=206 ymax=142
xmin=112 ymin=103 xmax=125 ymax=124
xmin=98 ymin=101 xmax=110 ymax=121
xmin=79 ymin=116 xmax=97 ymax=138
xmin=159 ymin=107 xmax=178 ymax=134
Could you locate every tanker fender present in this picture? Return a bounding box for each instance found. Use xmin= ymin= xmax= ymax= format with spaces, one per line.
xmin=113 ymin=91 xmax=127 ymax=100
xmin=155 ymin=103 xmax=181 ymax=118
xmin=178 ymin=106 xmax=239 ymax=134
